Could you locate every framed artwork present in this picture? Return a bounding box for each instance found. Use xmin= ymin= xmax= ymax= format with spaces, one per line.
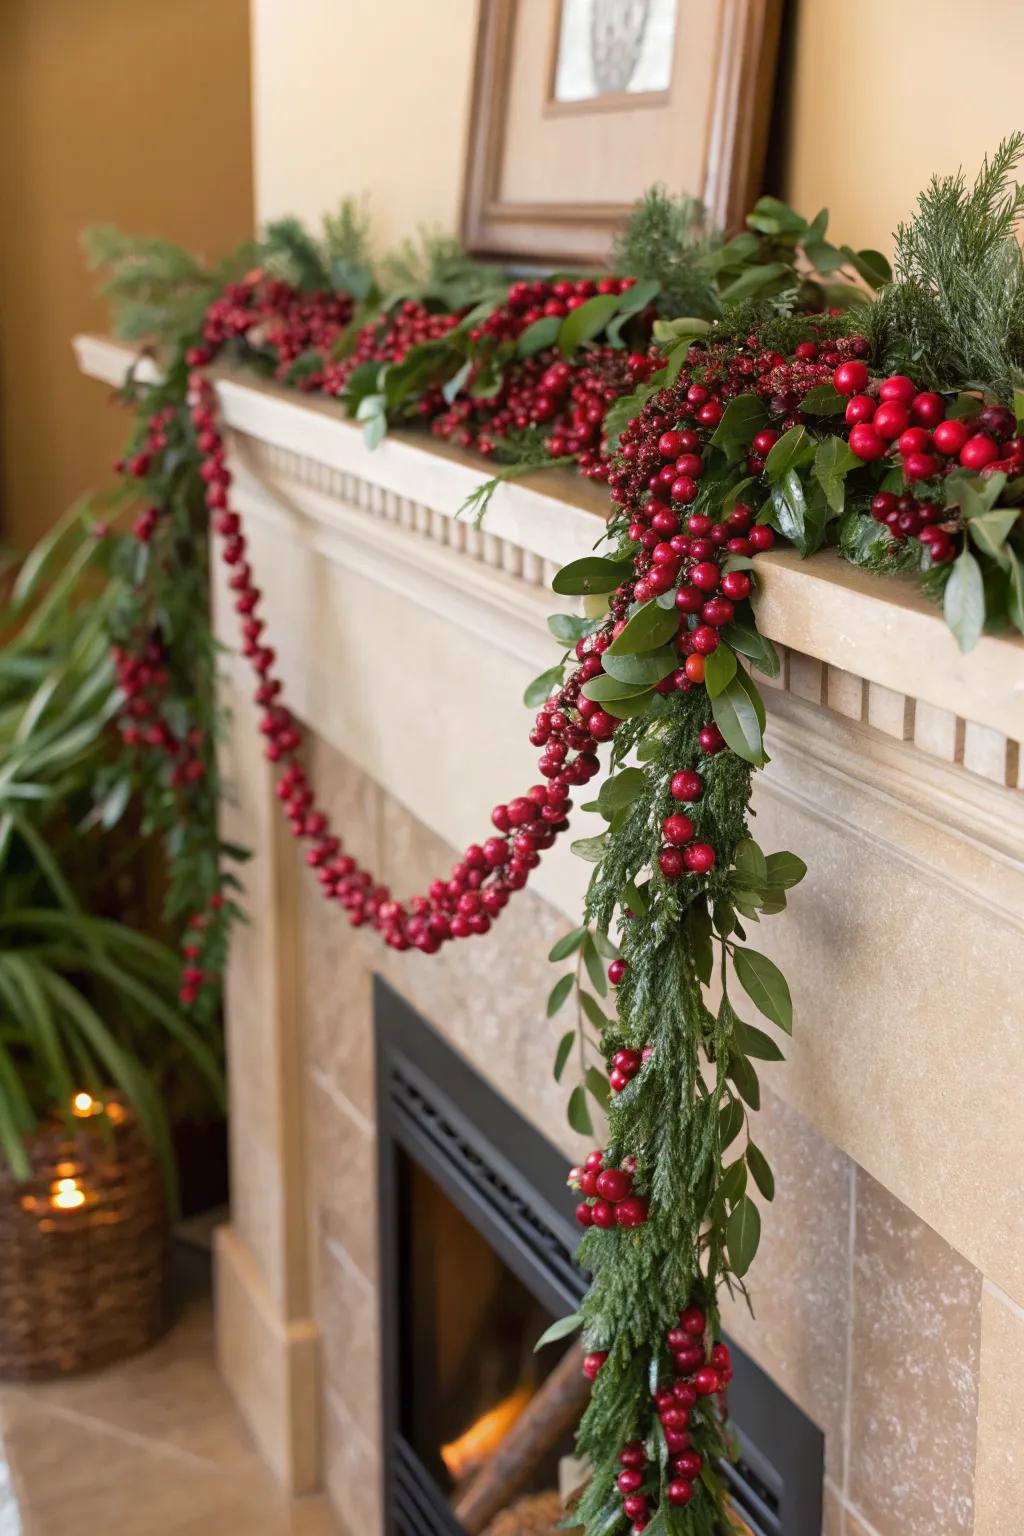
xmin=461 ymin=0 xmax=783 ymax=265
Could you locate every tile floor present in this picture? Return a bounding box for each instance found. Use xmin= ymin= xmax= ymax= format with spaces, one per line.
xmin=0 ymin=1247 xmax=342 ymax=1536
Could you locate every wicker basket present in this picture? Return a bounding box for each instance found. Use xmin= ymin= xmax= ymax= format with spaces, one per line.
xmin=0 ymin=1104 xmax=170 ymax=1380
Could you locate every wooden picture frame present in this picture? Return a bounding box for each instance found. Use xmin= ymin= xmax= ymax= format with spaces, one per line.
xmin=461 ymin=0 xmax=783 ymax=266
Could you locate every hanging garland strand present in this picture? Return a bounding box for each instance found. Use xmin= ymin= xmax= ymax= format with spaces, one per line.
xmin=90 ymin=144 xmax=1024 ymax=1535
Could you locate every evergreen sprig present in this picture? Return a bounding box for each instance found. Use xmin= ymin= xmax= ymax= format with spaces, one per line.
xmin=872 ymin=133 xmax=1024 ymax=395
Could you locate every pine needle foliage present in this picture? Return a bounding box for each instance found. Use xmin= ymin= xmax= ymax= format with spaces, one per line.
xmin=611 ymin=189 xmax=723 ymax=320
xmin=872 ymin=133 xmax=1024 ymax=396
xmin=83 ymin=227 xmax=256 ymax=348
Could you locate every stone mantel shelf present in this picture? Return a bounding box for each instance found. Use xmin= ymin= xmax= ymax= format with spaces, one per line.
xmin=75 ymin=333 xmax=1024 ymax=742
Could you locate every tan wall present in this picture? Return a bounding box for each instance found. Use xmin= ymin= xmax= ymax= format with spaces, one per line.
xmin=252 ymin=0 xmax=1024 ymax=260
xmin=0 ymin=0 xmax=253 ymax=551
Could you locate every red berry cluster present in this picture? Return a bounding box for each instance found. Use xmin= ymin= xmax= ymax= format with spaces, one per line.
xmin=469 ymin=275 xmax=639 ymax=343
xmin=196 ymin=272 xmax=355 ymax=386
xmin=112 ymin=640 xmax=207 ymax=791
xmin=569 ymin=1149 xmax=650 ymax=1230
xmin=115 ymin=405 xmax=177 ymax=500
xmin=836 ymin=361 xmax=1022 ymax=564
xmin=607 ymin=1305 xmax=733 ymax=1532
xmin=179 ymin=892 xmax=226 ymax=1007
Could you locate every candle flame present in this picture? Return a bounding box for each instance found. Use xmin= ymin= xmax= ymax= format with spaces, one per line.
xmin=51 ymin=1177 xmax=86 ymax=1210
xmin=72 ymin=1091 xmax=99 ymax=1117
xmin=440 ymin=1386 xmax=533 ymax=1482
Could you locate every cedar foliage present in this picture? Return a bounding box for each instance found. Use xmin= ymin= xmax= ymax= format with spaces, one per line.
xmin=872 ymin=133 xmax=1024 ymax=397
xmin=611 ymin=189 xmax=723 ymax=320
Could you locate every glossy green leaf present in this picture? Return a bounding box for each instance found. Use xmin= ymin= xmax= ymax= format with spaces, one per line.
xmin=567 ymin=1084 xmax=593 ymax=1137
xmin=601 ymin=647 xmax=676 ymax=686
xmin=728 ymin=1050 xmax=760 ymax=1111
xmin=534 ymin=1311 xmax=582 ymax=1351
xmin=765 ymin=851 xmax=807 ymax=889
xmin=558 ymin=294 xmax=620 ymax=356
xmin=765 ymin=426 xmax=813 ymax=483
xmin=733 ymin=1017 xmax=785 ymax=1061
xmin=721 ymin=617 xmax=780 ymax=678
xmin=583 ymin=934 xmax=608 ymax=997
xmin=607 ymin=600 xmax=679 ymax=656
xmin=570 ymin=834 xmax=608 ymax=862
xmin=547 ymin=612 xmax=601 ymax=645
xmin=549 ymin=927 xmax=588 ymax=962
xmin=552 ymin=556 xmax=629 ymax=596
xmin=710 ymin=671 xmax=766 ymax=766
xmin=733 ymin=946 xmax=792 ymax=1033
xmin=703 ymin=643 xmax=737 ymax=698
xmin=746 ymin=1142 xmax=775 ymax=1201
xmin=813 ymin=435 xmax=861 ymax=514
xmin=579 ymin=991 xmax=607 ymax=1030
xmin=581 ymin=673 xmax=651 ymax=702
xmin=597 ymin=768 xmax=646 ymax=813
xmin=968 ymin=508 xmax=1018 ymax=569
xmin=585 ymin=1066 xmax=610 ymax=1110
xmin=800 ymin=383 xmax=845 ymax=416
xmin=944 ymin=547 xmax=986 ymax=653
xmin=726 ymin=1194 xmax=761 ymax=1277
xmin=719 ymin=1095 xmax=745 ymax=1150
xmin=709 ymin=394 xmax=768 ymax=459
xmin=547 ymin=975 xmax=574 ymax=1018
xmin=523 ymin=664 xmax=564 ymax=707
xmin=517 ymin=316 xmax=562 ymax=357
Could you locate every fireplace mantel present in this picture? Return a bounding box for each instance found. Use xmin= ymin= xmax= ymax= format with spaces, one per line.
xmin=76 ymin=336 xmax=1024 ymax=1531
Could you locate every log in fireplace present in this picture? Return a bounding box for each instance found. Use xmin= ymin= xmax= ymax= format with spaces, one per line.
xmin=374 ymin=979 xmax=824 ymax=1536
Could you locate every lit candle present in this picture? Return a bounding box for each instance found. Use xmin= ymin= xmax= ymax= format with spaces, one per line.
xmin=50 ymin=1176 xmax=86 ymax=1211
xmin=71 ymin=1091 xmax=102 ymax=1118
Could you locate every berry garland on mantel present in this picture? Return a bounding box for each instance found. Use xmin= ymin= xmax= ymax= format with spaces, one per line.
xmin=90 ymin=144 xmax=1024 ymax=1535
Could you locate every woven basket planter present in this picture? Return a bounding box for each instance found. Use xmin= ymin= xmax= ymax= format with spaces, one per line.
xmin=0 ymin=1104 xmax=170 ymax=1380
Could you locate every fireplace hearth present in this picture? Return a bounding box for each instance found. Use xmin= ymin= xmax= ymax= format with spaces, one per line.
xmin=374 ymin=979 xmax=824 ymax=1536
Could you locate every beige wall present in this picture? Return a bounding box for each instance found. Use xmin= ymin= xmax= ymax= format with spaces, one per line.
xmin=252 ymin=0 xmax=1024 ymax=260
xmin=0 ymin=0 xmax=253 ymax=550
xmin=251 ymin=0 xmax=479 ymax=245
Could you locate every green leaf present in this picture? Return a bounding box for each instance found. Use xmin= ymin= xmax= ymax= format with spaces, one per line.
xmin=719 ymin=262 xmax=791 ymax=304
xmin=686 ymin=898 xmax=713 ymax=984
xmin=552 ymin=556 xmax=629 ymax=596
xmin=734 ymin=839 xmax=767 ymax=889
xmin=581 ymin=674 xmax=651 ymax=703
xmin=601 ymin=692 xmax=653 ymax=721
xmin=733 ymin=946 xmax=792 ymax=1033
xmin=534 ymin=1311 xmax=582 ymax=1351
xmin=571 ymin=834 xmax=608 ymax=862
xmin=944 ymin=548 xmax=986 ymax=653
xmin=714 ymin=1159 xmax=748 ymax=1211
xmin=585 ymin=1066 xmax=610 ymax=1110
xmin=710 ymin=394 xmax=768 ymax=459
xmin=547 ymin=975 xmax=574 ymax=1017
xmin=547 ymin=612 xmax=600 ymax=645
xmin=728 ymin=1050 xmax=760 ymax=1111
xmin=1008 ymin=549 xmax=1024 ymax=635
xmin=746 ymin=1142 xmax=775 ymax=1201
xmin=968 ymin=508 xmax=1019 ymax=569
xmin=800 ymin=383 xmax=845 ymax=416
xmin=1015 ymin=388 xmax=1024 ymax=429
xmin=597 ymin=768 xmax=646 ymax=813
xmin=552 ymin=1029 xmax=574 ymax=1080
xmin=518 ymin=315 xmax=562 ymax=357
xmin=813 ymin=435 xmax=861 ymax=515
xmin=703 ymin=643 xmax=737 ymax=698
xmin=579 ymin=991 xmax=607 ymax=1031
xmin=722 ymin=617 xmax=780 ymax=678
xmin=558 ymin=294 xmax=621 ymax=356
xmin=583 ymin=934 xmax=608 ymax=997
xmin=765 ymin=851 xmax=806 ymax=889
xmin=733 ymin=1017 xmax=785 ymax=1061
xmin=719 ymin=1096 xmax=744 ymax=1150
xmin=711 ymin=671 xmax=767 ymax=766
xmin=549 ymin=927 xmax=588 ymax=962
xmin=620 ymin=879 xmax=648 ymax=918
xmin=843 ymin=246 xmax=892 ymax=288
xmin=769 ymin=470 xmax=807 ymax=545
xmin=567 ymin=1084 xmax=593 ymax=1136
xmin=601 ymin=648 xmax=676 ymax=686
xmin=652 ymin=315 xmax=711 ymax=343
xmin=765 ymin=426 xmax=814 ymax=483
xmin=725 ymin=1194 xmax=761 ymax=1278
xmin=747 ymin=196 xmax=807 ymax=235
xmin=441 ymin=358 xmax=473 ymax=404
xmin=607 ymin=600 xmax=679 ymax=656
xmin=523 ymin=664 xmax=564 ymax=707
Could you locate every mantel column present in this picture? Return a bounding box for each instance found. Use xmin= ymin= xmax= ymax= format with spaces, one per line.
xmin=212 ymin=549 xmax=321 ymax=1493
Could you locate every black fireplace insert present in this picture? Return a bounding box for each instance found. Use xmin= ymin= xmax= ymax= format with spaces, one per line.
xmin=374 ymin=977 xmax=823 ymax=1536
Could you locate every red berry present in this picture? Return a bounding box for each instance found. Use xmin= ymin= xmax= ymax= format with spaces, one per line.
xmin=658 ymin=430 xmax=686 ymax=459
xmin=701 ymin=596 xmax=734 ymax=627
xmin=844 ymin=394 xmax=876 ymax=426
xmin=616 ymin=1470 xmax=643 ymax=1494
xmin=666 ymin=1480 xmax=694 ymax=1507
xmin=674 ymin=585 xmax=703 ymax=614
xmin=597 ymin=1167 xmax=634 ymax=1202
xmin=903 ymin=451 xmax=939 ymax=482
xmin=608 ymin=958 xmax=627 ymax=986
xmin=689 ymin=561 xmax=720 ymax=592
xmin=720 ymin=570 xmax=751 ymax=600
xmin=690 ymin=625 xmax=719 ymax=655
xmin=747 ymin=525 xmax=775 ymax=551
xmin=848 ymin=423 xmax=886 ymax=461
xmin=683 ymin=843 xmax=716 ymax=873
xmin=670 ymin=770 xmax=702 ymax=801
xmin=872 ymin=400 xmax=910 ymax=441
xmin=662 ymin=813 xmax=694 ymax=846
xmin=752 ymin=428 xmax=778 ymax=456
xmin=693 ymin=1366 xmax=720 ymax=1395
xmin=623 ymin=1497 xmax=647 ymax=1521
xmin=575 ymin=1201 xmax=594 ymax=1226
xmin=674 ymin=1452 xmax=703 ymax=1478
xmin=582 ymin=1351 xmax=607 ymax=1380
xmin=898 ymin=427 xmax=932 ymax=457
xmin=671 ymin=476 xmax=699 ymax=504
xmin=591 ymin=1200 xmax=616 ymax=1229
xmin=659 ymin=846 xmax=684 ymax=878
xmin=960 ymin=434 xmax=1000 ymax=470
xmin=879 ymin=374 xmax=917 ymax=403
xmin=619 ymin=1443 xmax=647 ymax=1470
xmin=699 ymin=724 xmax=725 ymax=754
xmin=932 ymin=417 xmax=971 ymax=456
xmin=679 ymin=1306 xmax=706 ymax=1336
xmin=585 ymin=1149 xmax=604 ymax=1170
xmin=833 ymin=360 xmax=869 ymax=395
xmin=911 ymin=391 xmax=945 ymax=426
xmin=615 ymin=1195 xmax=650 ymax=1229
